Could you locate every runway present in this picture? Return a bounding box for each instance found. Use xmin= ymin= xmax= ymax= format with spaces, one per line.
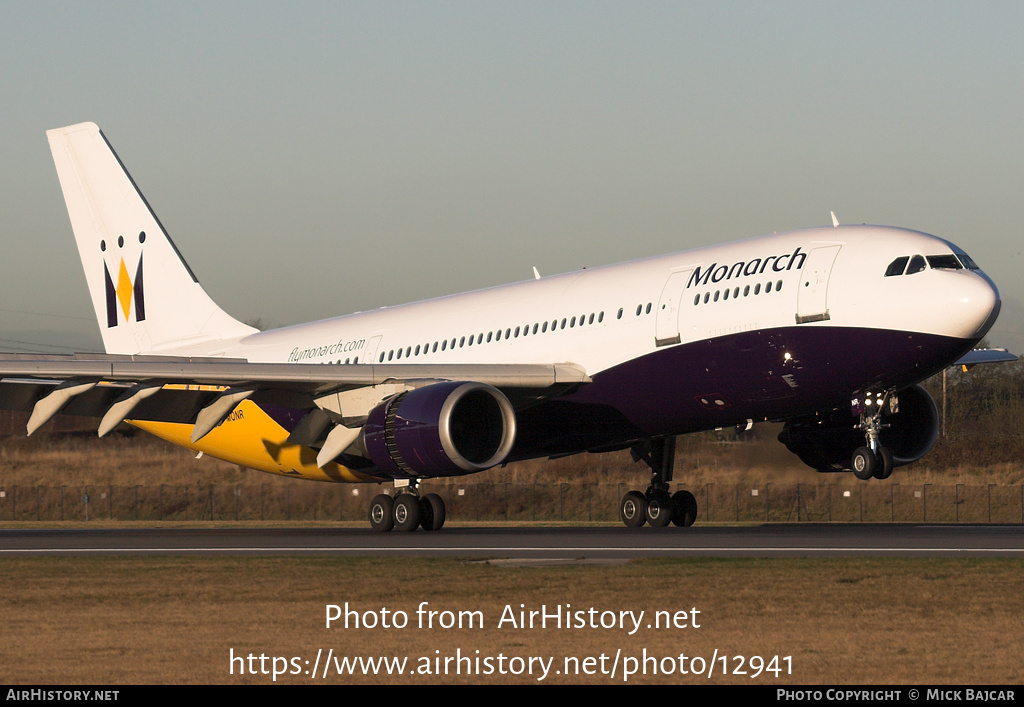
xmin=1 ymin=524 xmax=1022 ymax=558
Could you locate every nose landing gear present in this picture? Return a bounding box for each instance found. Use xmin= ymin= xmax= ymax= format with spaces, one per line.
xmin=852 ymin=391 xmax=896 ymax=480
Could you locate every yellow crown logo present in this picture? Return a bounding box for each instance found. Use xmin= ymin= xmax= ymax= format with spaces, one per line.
xmin=103 ymin=237 xmax=145 ymax=328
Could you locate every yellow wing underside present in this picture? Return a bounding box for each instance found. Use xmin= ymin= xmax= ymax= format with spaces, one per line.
xmin=130 ymin=399 xmax=379 ymax=483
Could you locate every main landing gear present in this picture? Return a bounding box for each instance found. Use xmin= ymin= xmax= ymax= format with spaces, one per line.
xmin=851 ymin=391 xmax=895 ymax=481
xmin=368 ymin=486 xmax=446 ymax=532
xmin=619 ymin=436 xmax=698 ymax=528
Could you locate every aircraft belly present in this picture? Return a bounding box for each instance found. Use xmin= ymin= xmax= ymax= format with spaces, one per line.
xmin=559 ymin=325 xmax=978 ymax=437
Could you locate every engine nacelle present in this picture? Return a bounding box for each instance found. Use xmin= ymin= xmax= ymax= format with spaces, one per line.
xmin=779 ymin=384 xmax=939 ymax=472
xmin=363 ymin=381 xmax=517 ymax=478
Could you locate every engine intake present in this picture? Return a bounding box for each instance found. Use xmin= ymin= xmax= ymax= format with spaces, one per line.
xmin=779 ymin=384 xmax=939 ymax=472
xmin=363 ymin=381 xmax=517 ymax=478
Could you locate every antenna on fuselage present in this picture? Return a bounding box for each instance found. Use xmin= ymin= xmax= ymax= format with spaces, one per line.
xmin=532 ymin=266 xmax=541 ymax=280
xmin=831 ymin=211 xmax=840 ymax=227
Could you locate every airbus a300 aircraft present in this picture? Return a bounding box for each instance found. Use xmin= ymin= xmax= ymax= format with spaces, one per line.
xmin=0 ymin=122 xmax=1005 ymax=531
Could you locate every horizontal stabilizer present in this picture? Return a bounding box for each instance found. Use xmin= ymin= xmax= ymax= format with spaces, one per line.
xmin=954 ymin=348 xmax=1017 ymax=370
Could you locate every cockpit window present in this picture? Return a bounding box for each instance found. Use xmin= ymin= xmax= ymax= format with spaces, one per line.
xmin=885 ymin=256 xmax=909 ymax=277
xmin=906 ymin=255 xmax=927 ymax=275
xmin=887 ymin=249 xmax=980 ymax=277
xmin=926 ymin=254 xmax=963 ymax=270
xmin=953 ymin=248 xmax=979 ymax=270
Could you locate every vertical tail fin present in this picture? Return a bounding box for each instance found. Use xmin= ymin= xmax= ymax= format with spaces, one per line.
xmin=47 ymin=122 xmax=256 ymax=355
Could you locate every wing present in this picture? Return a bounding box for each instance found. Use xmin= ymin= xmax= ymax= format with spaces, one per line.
xmin=0 ymin=354 xmax=589 ymax=467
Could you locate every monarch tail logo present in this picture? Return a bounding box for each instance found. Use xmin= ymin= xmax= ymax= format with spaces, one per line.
xmin=102 ymin=233 xmax=146 ymax=327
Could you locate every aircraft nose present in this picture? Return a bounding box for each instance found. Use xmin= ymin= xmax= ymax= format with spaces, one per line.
xmin=947 ymin=272 xmax=1000 ymax=339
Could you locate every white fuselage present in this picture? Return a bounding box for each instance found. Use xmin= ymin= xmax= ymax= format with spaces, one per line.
xmin=178 ymin=225 xmax=996 ymax=376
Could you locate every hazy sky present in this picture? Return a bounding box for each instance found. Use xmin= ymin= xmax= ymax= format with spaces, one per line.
xmin=3 ymin=2 xmax=1023 ymax=355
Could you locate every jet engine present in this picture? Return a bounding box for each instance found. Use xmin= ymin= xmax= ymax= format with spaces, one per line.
xmin=778 ymin=384 xmax=939 ymax=472
xmin=362 ymin=381 xmax=517 ymax=478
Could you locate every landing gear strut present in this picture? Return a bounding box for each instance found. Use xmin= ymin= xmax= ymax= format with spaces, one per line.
xmin=619 ymin=436 xmax=698 ymax=528
xmin=369 ymin=484 xmax=447 ymax=532
xmin=852 ymin=391 xmax=895 ymax=481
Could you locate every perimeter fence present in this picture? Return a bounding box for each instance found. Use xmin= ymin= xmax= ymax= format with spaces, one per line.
xmin=0 ymin=482 xmax=1022 ymax=523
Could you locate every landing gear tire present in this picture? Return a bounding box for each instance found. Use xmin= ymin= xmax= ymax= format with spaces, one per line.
xmin=419 ymin=493 xmax=446 ymax=531
xmin=671 ymin=490 xmax=698 ymax=527
xmin=620 ymin=490 xmax=647 ymax=527
xmin=851 ymin=447 xmax=877 ymax=480
xmin=645 ymin=491 xmax=673 ymax=527
xmin=393 ymin=494 xmax=421 ymax=532
xmin=369 ymin=494 xmax=394 ymax=532
xmin=873 ymin=446 xmax=894 ymax=480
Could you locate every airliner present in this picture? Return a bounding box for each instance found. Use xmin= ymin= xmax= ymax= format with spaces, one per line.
xmin=0 ymin=122 xmax=1006 ymax=531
